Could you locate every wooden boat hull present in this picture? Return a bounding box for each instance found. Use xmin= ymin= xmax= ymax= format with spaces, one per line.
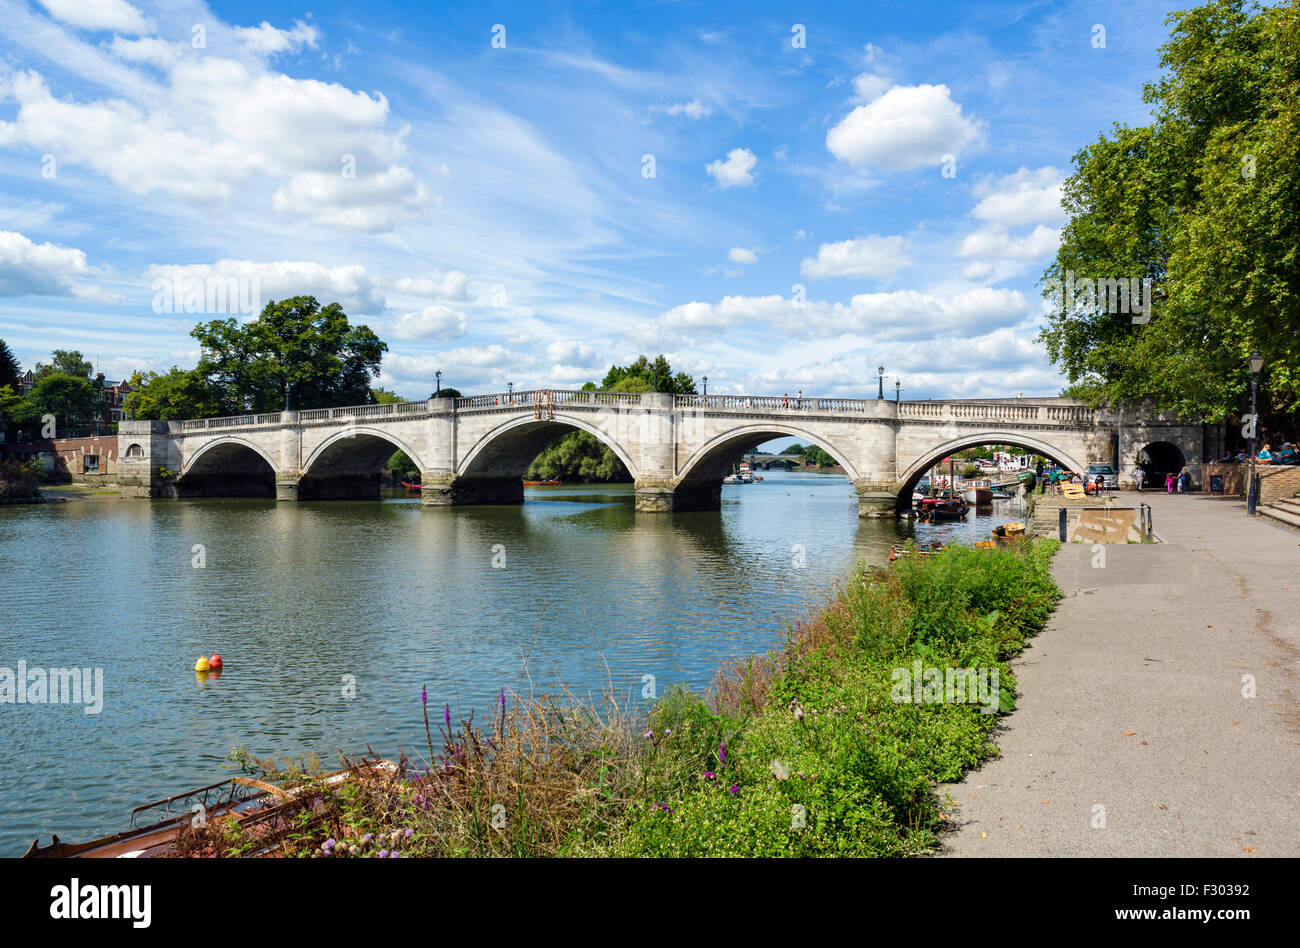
xmin=522 ymin=480 xmax=561 ymax=486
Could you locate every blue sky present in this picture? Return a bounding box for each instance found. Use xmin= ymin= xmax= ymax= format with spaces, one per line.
xmin=0 ymin=0 xmax=1179 ymax=401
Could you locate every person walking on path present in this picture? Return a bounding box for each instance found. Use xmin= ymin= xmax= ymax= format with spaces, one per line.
xmin=1135 ymin=466 xmax=1145 ymax=492
xmin=1178 ymin=467 xmax=1191 ymax=494
xmin=1165 ymin=472 xmax=1175 ymax=493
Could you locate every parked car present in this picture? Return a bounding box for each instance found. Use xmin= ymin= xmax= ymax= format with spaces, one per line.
xmin=1087 ymin=463 xmax=1118 ymax=489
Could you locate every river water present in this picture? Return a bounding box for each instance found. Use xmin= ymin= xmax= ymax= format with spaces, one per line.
xmin=0 ymin=469 xmax=1025 ymax=853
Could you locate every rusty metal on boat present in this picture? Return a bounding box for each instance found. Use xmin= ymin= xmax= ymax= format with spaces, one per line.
xmin=22 ymin=759 xmax=397 ymax=858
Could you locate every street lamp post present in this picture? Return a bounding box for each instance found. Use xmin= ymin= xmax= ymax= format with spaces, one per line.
xmin=435 ymin=370 xmax=442 ymax=397
xmin=894 ymin=379 xmax=900 ymax=403
xmin=702 ymin=375 xmax=708 ymax=396
xmin=1247 ymin=349 xmax=1264 ymax=515
xmin=876 ymin=365 xmax=885 ymax=400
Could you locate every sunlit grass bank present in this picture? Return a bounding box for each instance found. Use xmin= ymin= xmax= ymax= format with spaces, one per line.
xmin=218 ymin=538 xmax=1060 ymax=858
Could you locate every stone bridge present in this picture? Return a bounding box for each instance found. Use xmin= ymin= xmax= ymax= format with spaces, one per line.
xmin=115 ymin=390 xmax=1216 ymax=516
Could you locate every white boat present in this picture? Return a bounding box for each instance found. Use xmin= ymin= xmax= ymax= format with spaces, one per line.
xmin=738 ymin=462 xmax=757 ymax=483
xmin=723 ymin=474 xmax=743 ymax=485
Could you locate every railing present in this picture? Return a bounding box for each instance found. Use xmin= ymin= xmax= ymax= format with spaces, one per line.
xmin=168 ymin=393 xmax=1104 ymax=432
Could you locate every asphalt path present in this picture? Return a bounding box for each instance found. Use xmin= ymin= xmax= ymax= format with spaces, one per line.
xmin=939 ymin=491 xmax=1300 ymax=856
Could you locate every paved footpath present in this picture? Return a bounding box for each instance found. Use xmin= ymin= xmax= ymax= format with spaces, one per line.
xmin=940 ymin=491 xmax=1300 ymax=856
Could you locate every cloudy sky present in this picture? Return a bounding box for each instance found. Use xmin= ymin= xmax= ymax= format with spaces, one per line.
xmin=0 ymin=0 xmax=1176 ymax=400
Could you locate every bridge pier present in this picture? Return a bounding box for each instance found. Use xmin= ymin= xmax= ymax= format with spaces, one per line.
xmin=854 ymin=480 xmax=902 ymax=518
xmin=419 ymin=474 xmax=524 ymax=507
xmin=634 ymin=479 xmax=721 ymax=513
xmin=275 ymin=475 xmax=300 ymax=502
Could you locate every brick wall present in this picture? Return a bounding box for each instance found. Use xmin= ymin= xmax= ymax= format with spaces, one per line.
xmin=5 ymin=435 xmax=120 ymax=477
xmin=1259 ymin=465 xmax=1300 ymax=504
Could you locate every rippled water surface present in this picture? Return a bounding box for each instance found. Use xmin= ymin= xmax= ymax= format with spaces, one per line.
xmin=0 ymin=470 xmax=1025 ymax=853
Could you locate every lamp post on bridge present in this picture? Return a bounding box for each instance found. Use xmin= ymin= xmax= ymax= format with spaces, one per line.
xmin=702 ymin=375 xmax=707 ymax=396
xmin=894 ymin=379 xmax=900 ymax=403
xmin=435 ymin=370 xmax=442 ymax=397
xmin=1247 ymin=349 xmax=1264 ymax=515
xmin=876 ymin=365 xmax=885 ymax=400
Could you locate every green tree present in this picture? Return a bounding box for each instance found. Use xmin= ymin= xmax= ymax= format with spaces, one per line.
xmin=124 ymin=368 xmax=223 ymax=420
xmin=0 ymin=338 xmax=21 ymax=390
xmin=25 ymin=373 xmax=102 ymax=432
xmin=387 ymin=449 xmax=420 ymax=482
xmin=370 ymin=387 xmax=404 ymax=403
xmin=1041 ymin=0 xmax=1300 ymax=422
xmin=527 ymin=431 xmax=628 ymax=482
xmin=432 ymin=387 xmax=463 ymax=399
xmin=191 ymin=297 xmax=387 ymax=414
xmin=34 ymin=349 xmax=93 ymax=381
xmin=804 ymin=445 xmax=837 ymax=468
xmin=601 ymin=355 xmax=697 ymax=394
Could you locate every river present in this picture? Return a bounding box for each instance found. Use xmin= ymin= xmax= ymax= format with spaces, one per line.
xmin=0 ymin=469 xmax=1026 ymax=853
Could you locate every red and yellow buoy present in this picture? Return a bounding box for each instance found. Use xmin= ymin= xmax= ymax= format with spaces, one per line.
xmin=194 ymin=655 xmax=210 ymax=673
xmin=209 ymin=653 xmax=223 ymax=670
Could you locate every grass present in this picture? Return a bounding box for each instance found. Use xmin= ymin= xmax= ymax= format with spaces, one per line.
xmin=209 ymin=538 xmax=1061 ymax=858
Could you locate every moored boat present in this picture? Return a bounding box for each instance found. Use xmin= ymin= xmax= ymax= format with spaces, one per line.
xmin=522 ymin=479 xmax=562 ymax=486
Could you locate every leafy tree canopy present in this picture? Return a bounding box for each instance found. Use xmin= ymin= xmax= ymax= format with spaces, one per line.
xmin=125 ymin=368 xmax=223 ymax=421
xmin=0 ymin=338 xmax=21 ymax=389
xmin=1040 ymin=0 xmax=1300 ymax=422
xmin=191 ymin=297 xmax=387 ymax=414
xmin=24 ymin=373 xmax=102 ymax=431
xmin=600 ymin=355 xmax=696 ymax=394
xmin=34 ymin=349 xmax=93 ymax=381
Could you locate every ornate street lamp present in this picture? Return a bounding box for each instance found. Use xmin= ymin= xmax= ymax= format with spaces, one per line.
xmin=876 ymin=365 xmax=885 ymax=400
xmin=894 ymin=379 xmax=901 ymax=403
xmin=702 ymin=375 xmax=708 ymax=396
xmin=435 ymin=370 xmax=442 ymax=397
xmin=1247 ymin=349 xmax=1264 ymax=515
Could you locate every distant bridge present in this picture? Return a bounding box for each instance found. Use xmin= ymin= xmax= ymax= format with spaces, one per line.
xmin=116 ymin=391 xmax=1215 ymax=516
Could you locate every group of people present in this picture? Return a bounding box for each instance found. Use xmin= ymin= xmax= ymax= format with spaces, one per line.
xmin=1218 ymin=442 xmax=1299 ymax=465
xmin=1134 ymin=466 xmax=1192 ymax=493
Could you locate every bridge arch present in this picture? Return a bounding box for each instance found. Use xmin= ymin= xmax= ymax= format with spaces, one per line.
xmin=178 ymin=436 xmax=279 ymax=497
xmin=300 ymin=426 xmax=426 ymax=500
xmin=457 ymin=413 xmax=641 ymax=481
xmin=182 ymin=437 xmax=280 ymax=478
xmin=676 ymin=423 xmax=862 ymax=485
xmin=897 ymin=431 xmax=1088 ymax=505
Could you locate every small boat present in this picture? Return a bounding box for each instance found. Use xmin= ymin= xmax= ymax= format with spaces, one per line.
xmin=522 ymin=479 xmax=561 ymax=486
xmin=738 ymin=462 xmax=757 ymax=484
xmin=916 ymin=496 xmax=969 ymax=521
xmin=723 ymin=474 xmax=744 ymax=485
xmin=23 ymin=760 xmax=397 ymax=858
xmin=889 ymin=542 xmax=943 ymax=562
xmin=962 ymin=486 xmax=994 ymax=506
xmin=400 ymin=481 xmax=422 ymax=491
xmin=992 ymin=521 xmax=1026 ymax=538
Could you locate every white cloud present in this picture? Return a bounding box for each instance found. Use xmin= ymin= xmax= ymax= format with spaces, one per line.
xmin=391 ymin=271 xmax=472 ymax=301
xmin=0 ymin=50 xmax=420 ymax=231
xmin=142 ymin=260 xmax=385 ymax=314
xmin=658 ymin=287 xmax=1031 ymax=341
xmin=652 ymin=99 xmax=711 ymax=119
xmin=37 ymin=0 xmax=150 ymax=34
xmin=971 ymin=167 xmax=1065 ymax=227
xmin=800 ymin=235 xmax=910 ymax=279
xmin=957 ymin=224 xmax=1059 ymax=261
xmin=544 ymin=340 xmax=602 ymax=368
xmin=391 ymin=305 xmax=468 ymax=341
xmin=851 ymin=73 xmax=890 ymax=102
xmin=826 ymin=84 xmax=980 ymax=170
xmin=271 ymin=165 xmax=433 ymax=232
xmin=706 ymin=148 xmax=757 ymax=189
xmin=233 ymin=20 xmax=320 ymax=56
xmin=0 ymin=229 xmax=92 ymax=297
xmin=727 ymin=247 xmax=759 ymax=264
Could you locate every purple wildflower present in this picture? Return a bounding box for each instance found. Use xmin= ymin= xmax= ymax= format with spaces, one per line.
xmin=445 ymin=703 xmax=451 ymax=726
xmin=729 ymin=784 xmax=739 ymax=794
xmin=704 ymin=770 xmax=717 ymax=781
xmin=421 ymin=686 xmax=427 ymax=706
xmin=718 ymin=741 xmax=727 ymax=768
xmin=378 ymin=849 xmax=388 ymax=858
xmin=404 ymin=828 xmax=413 ymax=838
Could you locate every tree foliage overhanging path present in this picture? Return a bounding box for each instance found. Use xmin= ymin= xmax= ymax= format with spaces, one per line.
xmin=1042 ymin=0 xmax=1299 ymax=425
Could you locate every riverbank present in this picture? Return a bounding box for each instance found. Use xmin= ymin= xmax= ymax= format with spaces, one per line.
xmin=200 ymin=537 xmax=1061 ymax=857
xmin=940 ymin=491 xmax=1300 ymax=856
